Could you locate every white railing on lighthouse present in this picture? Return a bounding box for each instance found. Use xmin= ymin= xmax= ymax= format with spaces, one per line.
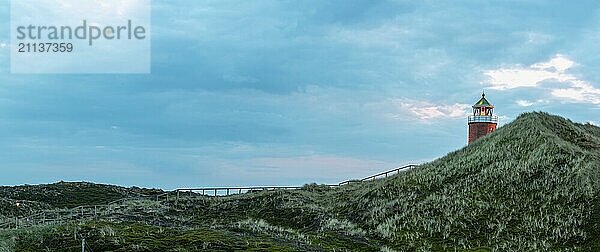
xmin=468 ymin=115 xmax=498 ymax=123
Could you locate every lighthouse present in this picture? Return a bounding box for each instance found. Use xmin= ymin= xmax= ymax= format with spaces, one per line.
xmin=468 ymin=92 xmax=498 ymax=144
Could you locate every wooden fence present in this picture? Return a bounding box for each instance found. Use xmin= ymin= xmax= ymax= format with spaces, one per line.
xmin=338 ymin=164 xmax=417 ymax=185
xmin=174 ymin=186 xmax=304 ymax=198
xmin=0 ymin=204 xmax=121 ymax=229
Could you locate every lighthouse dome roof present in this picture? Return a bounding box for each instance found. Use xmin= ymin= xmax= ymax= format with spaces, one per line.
xmin=473 ymin=93 xmax=493 ymax=108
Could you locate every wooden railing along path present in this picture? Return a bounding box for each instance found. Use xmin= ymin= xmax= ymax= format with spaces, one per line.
xmin=338 ymin=164 xmax=417 ymax=185
xmin=0 ymin=164 xmax=417 ymax=229
xmin=174 ymin=164 xmax=417 ymax=198
xmin=0 ymin=194 xmax=159 ymax=229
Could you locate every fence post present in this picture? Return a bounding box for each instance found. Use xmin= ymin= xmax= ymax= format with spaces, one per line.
xmin=176 ymin=190 xmax=180 ymax=201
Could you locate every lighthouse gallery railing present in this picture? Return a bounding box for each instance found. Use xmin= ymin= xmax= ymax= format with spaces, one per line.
xmin=468 ymin=115 xmax=498 ymax=123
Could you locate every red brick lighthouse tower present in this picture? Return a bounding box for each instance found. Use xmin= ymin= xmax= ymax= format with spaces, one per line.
xmin=468 ymin=92 xmax=498 ymax=144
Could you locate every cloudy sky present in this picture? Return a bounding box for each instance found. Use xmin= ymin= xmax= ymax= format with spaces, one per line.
xmin=0 ymin=0 xmax=599 ymax=189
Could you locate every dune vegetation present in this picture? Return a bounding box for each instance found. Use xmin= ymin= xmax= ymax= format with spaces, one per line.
xmin=0 ymin=112 xmax=599 ymax=251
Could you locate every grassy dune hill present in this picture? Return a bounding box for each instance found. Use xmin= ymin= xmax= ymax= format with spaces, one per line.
xmin=334 ymin=112 xmax=600 ymax=250
xmin=0 ymin=112 xmax=599 ymax=251
xmin=0 ymin=182 xmax=163 ymax=211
